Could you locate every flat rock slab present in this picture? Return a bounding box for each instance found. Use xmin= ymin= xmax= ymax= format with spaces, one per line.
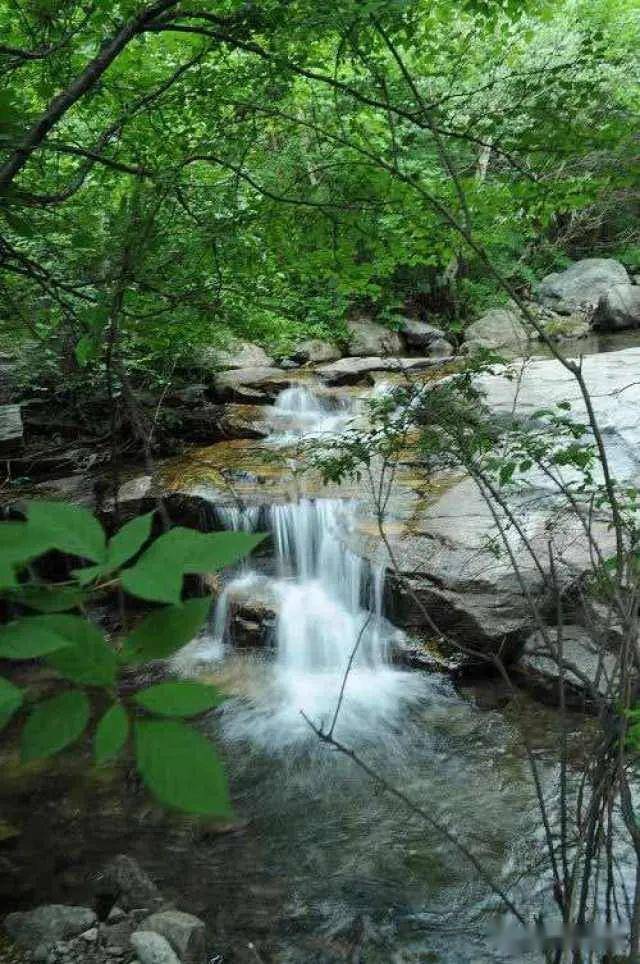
xmin=317 ymin=355 xmax=451 ymax=386
xmin=513 ymin=625 xmax=619 ymax=708
xmin=0 ymin=403 xmax=23 ymax=453
xmin=213 ymin=367 xmax=293 ymax=403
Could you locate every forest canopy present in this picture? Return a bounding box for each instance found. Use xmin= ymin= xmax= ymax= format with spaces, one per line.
xmin=1 ymin=0 xmax=638 ymax=384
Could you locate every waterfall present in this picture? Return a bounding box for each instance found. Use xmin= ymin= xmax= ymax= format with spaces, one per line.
xmin=268 ymin=384 xmax=351 ymax=444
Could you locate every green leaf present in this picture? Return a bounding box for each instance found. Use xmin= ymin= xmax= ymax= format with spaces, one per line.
xmin=106 ymin=512 xmax=154 ymax=570
xmin=21 ymin=690 xmax=90 ymax=762
xmin=134 ymin=681 xmax=224 ymax=718
xmin=0 ymin=521 xmax=50 ymax=569
xmin=0 ymin=676 xmax=23 ymax=732
xmin=45 ymin=616 xmax=117 ymax=686
xmin=95 ymin=703 xmax=129 ymax=765
xmin=121 ymin=528 xmax=265 ymax=604
xmin=134 ymin=719 xmax=231 ymax=816
xmin=13 ymin=586 xmax=86 ymax=612
xmin=26 ymin=501 xmax=106 ymax=563
xmin=0 ymin=614 xmax=77 ymax=659
xmin=121 ymin=597 xmax=211 ymax=664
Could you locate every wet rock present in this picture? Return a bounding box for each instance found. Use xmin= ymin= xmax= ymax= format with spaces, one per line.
xmin=97 ymin=856 xmax=162 ymax=913
xmin=130 ymin=931 xmax=180 ymax=964
xmin=346 ymin=319 xmax=403 ymax=357
xmin=142 ymin=910 xmax=206 ymax=964
xmin=289 ymin=338 xmax=341 ymax=364
xmin=317 ymin=355 xmax=448 ymax=386
xmin=542 ymin=312 xmax=591 ymax=341
xmin=0 ymin=404 xmax=23 ymax=454
xmin=218 ymin=404 xmax=270 ymax=440
xmin=536 ymin=258 xmax=629 ymax=314
xmin=464 ymin=308 xmax=530 ymax=352
xmin=512 ymin=625 xmax=619 ymax=708
xmin=205 ymin=340 xmax=274 ymax=370
xmin=4 ymin=905 xmax=96 ymax=952
xmin=594 ymin=284 xmax=640 ymax=331
xmin=212 ymin=367 xmax=292 ymax=403
xmin=397 ymin=319 xmax=447 ymax=351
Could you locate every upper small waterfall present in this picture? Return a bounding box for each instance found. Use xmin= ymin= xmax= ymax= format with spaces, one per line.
xmin=268 ymin=384 xmax=351 ymax=444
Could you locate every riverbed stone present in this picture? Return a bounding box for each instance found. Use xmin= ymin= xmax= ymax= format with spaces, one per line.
xmin=397 ymin=319 xmax=447 ymax=350
xmin=513 ymin=625 xmax=619 ymax=708
xmin=289 ymin=338 xmax=341 ymax=364
xmin=218 ymin=404 xmax=271 ymax=440
xmin=316 ymin=355 xmax=448 ymax=386
xmin=3 ymin=906 xmax=96 ymax=952
xmin=0 ymin=403 xmax=23 ymax=454
xmin=463 ymin=308 xmax=530 ymax=352
xmin=130 ymin=931 xmax=180 ymax=964
xmin=213 ymin=367 xmax=292 ymax=403
xmin=536 ymin=258 xmax=629 ymax=314
xmin=594 ymin=283 xmax=640 ymax=331
xmin=142 ymin=910 xmax=206 ymax=964
xmin=346 ymin=319 xmax=403 ymax=357
xmin=97 ymin=856 xmax=162 ymax=913
xmin=207 ymin=340 xmax=275 ymax=370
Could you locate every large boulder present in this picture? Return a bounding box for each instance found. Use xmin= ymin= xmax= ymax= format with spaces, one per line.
xmin=464 ymin=308 xmax=530 ymax=353
xmin=398 ymin=319 xmax=448 ymax=351
xmin=218 ymin=404 xmax=271 ymax=440
xmin=142 ymin=910 xmax=207 ymax=964
xmin=513 ymin=626 xmax=619 ymax=708
xmin=289 ymin=339 xmax=341 ymax=364
xmin=97 ymin=855 xmax=162 ymax=913
xmin=208 ymin=340 xmax=274 ymax=370
xmin=594 ymin=284 xmax=640 ymax=331
xmin=4 ymin=905 xmax=96 ymax=952
xmin=536 ymin=258 xmax=629 ymax=314
xmin=213 ymin=367 xmax=292 ymax=403
xmin=346 ymin=319 xmax=404 ymax=357
xmin=0 ymin=404 xmax=23 ymax=455
xmin=317 ymin=355 xmax=448 ymax=386
xmin=131 ymin=930 xmax=181 ymax=964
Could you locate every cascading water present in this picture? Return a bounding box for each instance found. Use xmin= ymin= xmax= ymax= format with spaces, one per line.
xmin=268 ymin=384 xmax=352 ymax=444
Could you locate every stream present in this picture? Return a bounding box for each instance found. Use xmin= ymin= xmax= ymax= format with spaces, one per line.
xmin=7 ymin=342 xmax=634 ymax=962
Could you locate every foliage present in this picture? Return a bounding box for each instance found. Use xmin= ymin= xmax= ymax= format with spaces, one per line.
xmin=0 ymin=500 xmax=265 ymax=816
xmin=0 ymin=0 xmax=637 ymax=398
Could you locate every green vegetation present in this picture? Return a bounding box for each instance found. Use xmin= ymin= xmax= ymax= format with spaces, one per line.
xmin=0 ymin=499 xmax=264 ymax=815
xmin=0 ymin=0 xmax=638 ymax=391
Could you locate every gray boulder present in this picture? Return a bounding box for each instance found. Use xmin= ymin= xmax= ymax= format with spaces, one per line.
xmin=428 ymin=337 xmax=455 ymax=357
xmin=4 ymin=905 xmax=96 ymax=951
xmin=346 ymin=319 xmax=403 ymax=357
xmin=594 ymin=284 xmax=640 ymax=331
xmin=142 ymin=910 xmax=206 ymax=964
xmin=536 ymin=258 xmax=629 ymax=314
xmin=0 ymin=404 xmax=23 ymax=455
xmin=131 ymin=931 xmax=181 ymax=964
xmin=208 ymin=340 xmax=274 ymax=370
xmin=213 ymin=367 xmax=292 ymax=403
xmin=464 ymin=308 xmax=530 ymax=352
xmin=398 ymin=319 xmax=447 ymax=350
xmin=289 ymin=338 xmax=341 ymax=364
xmin=513 ymin=626 xmax=619 ymax=708
xmin=98 ymin=855 xmax=162 ymax=912
xmin=317 ymin=355 xmax=448 ymax=386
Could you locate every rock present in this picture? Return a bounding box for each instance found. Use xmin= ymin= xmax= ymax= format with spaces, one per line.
xmin=213 ymin=367 xmax=292 ymax=403
xmin=397 ymin=319 xmax=447 ymax=350
xmin=117 ymin=476 xmax=153 ymax=504
xmin=346 ymin=319 xmax=404 ymax=357
xmin=289 ymin=338 xmax=341 ymax=364
xmin=0 ymin=404 xmax=23 ymax=454
xmin=464 ymin=308 xmax=530 ymax=352
xmin=97 ymin=855 xmax=162 ymax=913
xmin=142 ymin=910 xmax=206 ymax=964
xmin=594 ymin=284 xmax=640 ymax=331
xmin=207 ymin=340 xmax=274 ymax=370
xmin=543 ymin=312 xmax=591 ymax=341
xmin=513 ymin=626 xmax=619 ymax=708
xmin=316 ymin=355 xmax=449 ymax=386
xmin=218 ymin=404 xmax=270 ymax=440
xmin=536 ymin=258 xmax=629 ymax=314
xmin=80 ymin=927 xmax=99 ymax=942
xmin=4 ymin=906 xmax=96 ymax=951
xmin=428 ymin=337 xmax=455 ymax=357
xmin=130 ymin=931 xmax=181 ymax=964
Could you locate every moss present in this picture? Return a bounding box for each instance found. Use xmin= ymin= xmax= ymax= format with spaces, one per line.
xmin=0 ymin=934 xmax=27 ymax=963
